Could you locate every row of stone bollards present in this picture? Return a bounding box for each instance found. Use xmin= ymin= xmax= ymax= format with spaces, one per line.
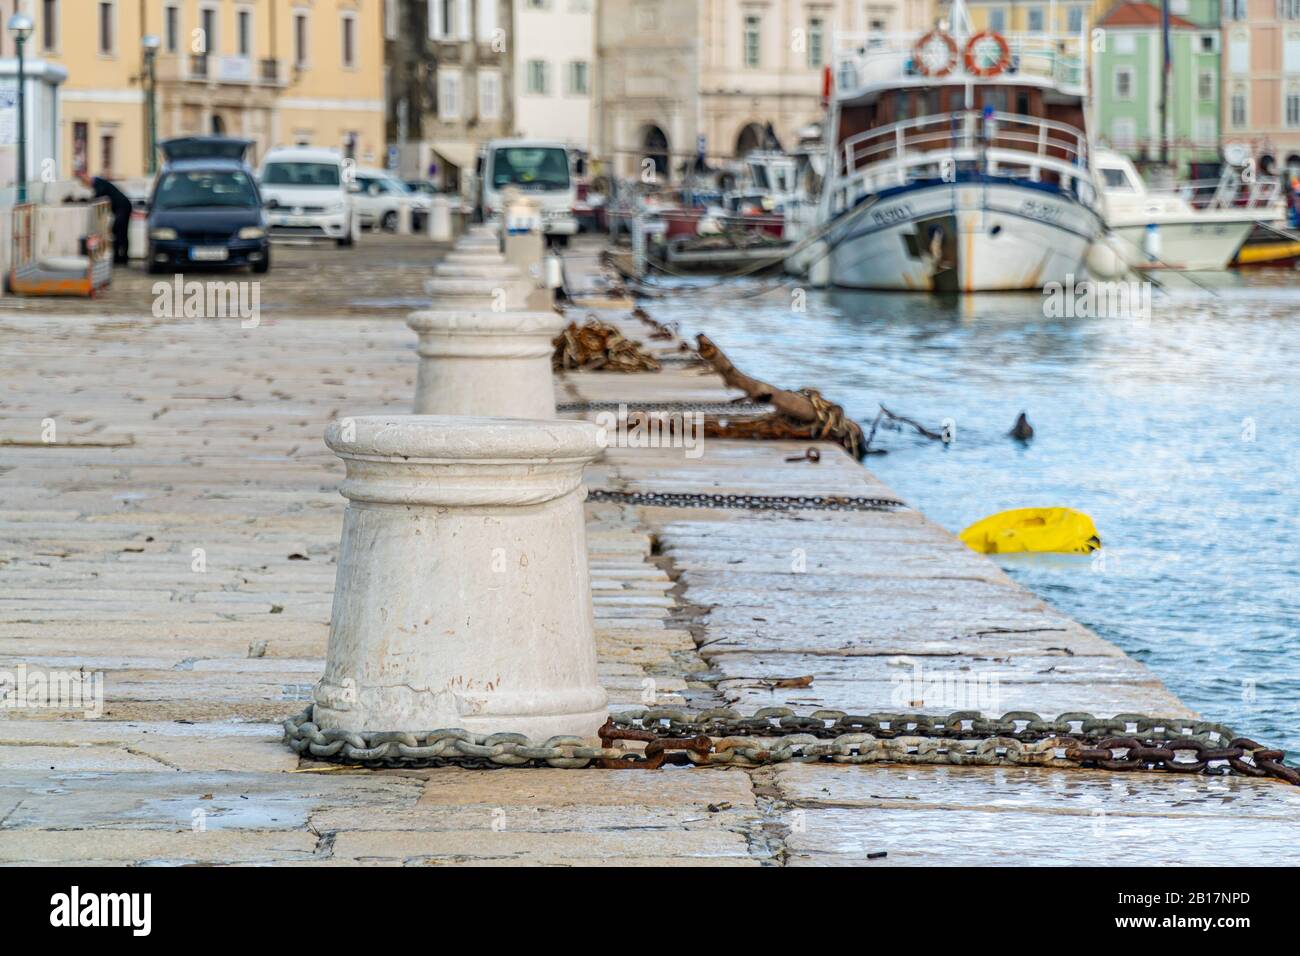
xmin=310 ymin=218 xmax=611 ymax=743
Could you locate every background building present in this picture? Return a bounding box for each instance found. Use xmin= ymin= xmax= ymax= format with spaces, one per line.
xmin=26 ymin=0 xmax=386 ymax=182
xmin=1222 ymin=0 xmax=1300 ymax=172
xmin=513 ymin=0 xmax=594 ymax=151
xmin=1094 ymin=0 xmax=1222 ymax=175
xmin=385 ymin=0 xmax=513 ymax=189
xmin=596 ymin=0 xmax=935 ymax=181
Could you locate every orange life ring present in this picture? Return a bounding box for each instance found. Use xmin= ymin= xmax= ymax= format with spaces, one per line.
xmin=914 ymin=30 xmax=959 ymax=77
xmin=964 ymin=31 xmax=1011 ymax=77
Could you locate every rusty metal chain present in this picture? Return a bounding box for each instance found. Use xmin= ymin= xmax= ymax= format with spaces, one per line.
xmin=557 ymin=400 xmax=773 ymax=415
xmin=281 ymin=706 xmax=1300 ymax=786
xmin=585 ymin=489 xmax=906 ymax=512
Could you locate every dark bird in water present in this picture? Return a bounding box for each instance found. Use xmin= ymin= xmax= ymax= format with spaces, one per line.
xmin=1009 ymin=412 xmax=1034 ymax=441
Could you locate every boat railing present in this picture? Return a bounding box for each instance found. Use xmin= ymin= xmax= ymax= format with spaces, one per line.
xmin=1142 ymin=175 xmax=1282 ymax=212
xmin=833 ymin=31 xmax=1087 ymax=94
xmin=830 ymin=111 xmax=1093 ymax=215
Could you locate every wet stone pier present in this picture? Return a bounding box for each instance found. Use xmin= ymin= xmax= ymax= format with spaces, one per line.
xmin=1 ymin=237 xmax=1298 ymax=866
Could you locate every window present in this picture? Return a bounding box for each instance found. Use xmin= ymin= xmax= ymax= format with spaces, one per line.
xmin=527 ymin=59 xmax=550 ymax=94
xmin=1201 ymin=34 xmax=1217 ymax=52
xmin=1028 ymin=7 xmax=1045 ymax=32
xmin=164 ymin=4 xmax=179 ymax=53
xmin=1171 ymin=0 xmax=1188 ymax=13
xmin=41 ymin=0 xmax=58 ymax=51
xmin=744 ymin=14 xmax=761 ymax=68
xmin=1223 ymin=0 xmax=1247 ymax=19
xmin=1068 ymin=5 xmax=1084 ymax=32
xmin=341 ymin=13 xmax=357 ymax=67
xmin=439 ymin=71 xmax=461 ymax=119
xmin=989 ymin=8 xmax=1006 ymax=32
xmin=479 ymin=71 xmax=500 ymax=119
xmin=1100 ymin=166 xmax=1135 ymax=189
xmin=385 ymin=0 xmax=398 ymax=40
xmin=98 ymin=1 xmax=113 ymax=54
xmin=1231 ymin=93 xmax=1247 ymax=127
xmin=101 ymin=133 xmax=116 ymax=176
xmin=807 ymin=16 xmax=825 ymax=67
xmin=201 ymin=6 xmax=217 ymax=55
xmin=1288 ymin=95 xmax=1300 ymax=127
xmin=1114 ymin=66 xmax=1134 ymax=99
xmin=1111 ymin=118 xmax=1136 ymax=147
xmin=1198 ymin=70 xmax=1214 ymax=100
xmin=568 ymin=60 xmax=589 ymax=95
xmin=476 ymin=0 xmax=498 ymax=41
xmin=1197 ymin=116 xmax=1216 ymax=144
xmin=1115 ymin=33 xmax=1136 ymax=53
xmin=429 ymin=0 xmax=454 ymax=39
xmin=237 ymin=9 xmax=251 ymax=56
xmin=294 ymin=12 xmax=308 ymax=67
xmin=1229 ymin=33 xmax=1249 ymax=73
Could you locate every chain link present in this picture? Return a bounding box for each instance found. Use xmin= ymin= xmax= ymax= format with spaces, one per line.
xmin=557 ymin=400 xmax=773 ymax=415
xmin=281 ymin=706 xmax=1299 ymax=785
xmin=585 ymin=489 xmax=906 ymax=512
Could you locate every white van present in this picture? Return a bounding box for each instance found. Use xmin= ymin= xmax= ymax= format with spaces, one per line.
xmin=259 ymin=146 xmax=358 ymax=245
xmin=479 ymin=139 xmax=577 ymax=244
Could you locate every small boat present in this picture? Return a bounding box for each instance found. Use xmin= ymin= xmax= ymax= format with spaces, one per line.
xmin=960 ymin=507 xmax=1100 ymax=555
xmin=1095 ymin=150 xmax=1285 ymax=271
xmin=1231 ymin=223 xmax=1300 ymax=268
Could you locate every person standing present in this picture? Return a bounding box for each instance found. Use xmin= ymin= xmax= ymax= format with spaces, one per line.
xmin=75 ymin=170 xmax=134 ymax=264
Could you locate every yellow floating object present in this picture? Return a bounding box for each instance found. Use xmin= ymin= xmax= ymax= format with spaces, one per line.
xmin=959 ymin=507 xmax=1101 ymax=555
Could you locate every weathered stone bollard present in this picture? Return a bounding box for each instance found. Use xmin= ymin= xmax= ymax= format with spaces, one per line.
xmin=406 ymin=308 xmax=564 ymax=418
xmin=426 ymin=195 xmax=453 ymax=241
xmin=424 ymin=275 xmax=532 ymax=310
xmin=313 ymin=415 xmax=608 ymax=739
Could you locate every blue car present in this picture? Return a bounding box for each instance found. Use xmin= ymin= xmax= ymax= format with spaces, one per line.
xmin=147 ymin=137 xmax=270 ymax=274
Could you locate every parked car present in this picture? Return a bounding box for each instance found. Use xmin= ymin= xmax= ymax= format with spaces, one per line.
xmin=146 ymin=136 xmax=270 ymax=274
xmin=351 ymin=169 xmax=432 ymax=231
xmin=258 ymin=146 xmax=357 ymax=245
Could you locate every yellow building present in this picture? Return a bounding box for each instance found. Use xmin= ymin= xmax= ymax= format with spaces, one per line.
xmin=33 ymin=0 xmax=385 ymax=180
xmin=951 ymin=0 xmax=1111 ymax=36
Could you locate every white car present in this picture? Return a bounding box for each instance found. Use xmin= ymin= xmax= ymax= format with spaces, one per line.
xmin=350 ymin=169 xmax=432 ymax=231
xmin=259 ymin=146 xmax=358 ymax=245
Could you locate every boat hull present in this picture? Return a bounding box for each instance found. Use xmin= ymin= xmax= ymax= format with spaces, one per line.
xmin=826 ymin=181 xmax=1102 ymax=292
xmin=1108 ymin=219 xmax=1255 ymax=272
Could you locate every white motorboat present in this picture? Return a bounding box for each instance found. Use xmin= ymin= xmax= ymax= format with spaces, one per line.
xmin=813 ymin=0 xmax=1104 ymax=292
xmin=1094 ymin=150 xmax=1285 ymax=271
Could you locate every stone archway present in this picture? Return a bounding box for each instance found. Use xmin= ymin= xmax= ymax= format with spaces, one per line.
xmin=640 ymin=125 xmax=669 ymax=179
xmin=734 ymin=122 xmax=765 ymax=157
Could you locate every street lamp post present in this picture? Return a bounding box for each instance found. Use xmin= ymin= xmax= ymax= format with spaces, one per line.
xmin=7 ymin=13 xmax=33 ymax=203
xmin=142 ymin=34 xmax=161 ymax=174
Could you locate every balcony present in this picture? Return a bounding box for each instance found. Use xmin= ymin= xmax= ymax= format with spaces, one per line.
xmin=190 ymin=53 xmax=208 ymax=79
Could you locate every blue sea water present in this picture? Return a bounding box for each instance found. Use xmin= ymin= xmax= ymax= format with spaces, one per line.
xmin=646 ymin=272 xmax=1300 ymax=755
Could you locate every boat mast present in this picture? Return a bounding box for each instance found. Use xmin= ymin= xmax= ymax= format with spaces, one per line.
xmin=1160 ymin=0 xmax=1170 ymax=166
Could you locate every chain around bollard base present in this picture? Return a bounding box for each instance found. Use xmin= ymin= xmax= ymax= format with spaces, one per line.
xmin=282 ymin=706 xmax=1300 ymax=786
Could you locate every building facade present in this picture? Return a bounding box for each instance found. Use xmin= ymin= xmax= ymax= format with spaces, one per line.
xmin=384 ymin=0 xmax=513 ymax=188
xmin=1095 ymin=1 xmax=1222 ymax=175
xmin=512 ymin=0 xmax=594 ymax=151
xmin=27 ymin=0 xmax=385 ymax=182
xmin=1222 ymin=0 xmax=1300 ymax=170
xmin=596 ymin=0 xmax=935 ymax=180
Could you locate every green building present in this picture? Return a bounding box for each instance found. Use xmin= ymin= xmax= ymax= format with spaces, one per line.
xmin=1095 ymin=0 xmax=1223 ymax=176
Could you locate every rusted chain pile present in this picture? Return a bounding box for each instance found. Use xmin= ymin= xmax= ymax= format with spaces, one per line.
xmin=552 ymin=318 xmax=661 ymax=372
xmin=282 ymin=706 xmax=1300 ymax=786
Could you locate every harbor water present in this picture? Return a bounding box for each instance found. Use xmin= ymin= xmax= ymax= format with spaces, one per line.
xmin=648 ymin=271 xmax=1300 ymax=755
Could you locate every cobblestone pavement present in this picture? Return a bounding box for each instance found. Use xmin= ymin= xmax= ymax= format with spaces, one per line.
xmin=0 ymin=239 xmax=1298 ymax=866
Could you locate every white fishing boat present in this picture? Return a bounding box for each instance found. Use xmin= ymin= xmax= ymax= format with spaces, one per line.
xmin=814 ymin=0 xmax=1103 ymax=292
xmin=1094 ymin=149 xmax=1285 ymax=271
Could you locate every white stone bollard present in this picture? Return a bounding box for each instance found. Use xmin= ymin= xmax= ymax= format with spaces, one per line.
xmin=397 ymin=198 xmax=413 ymax=235
xmin=427 ymin=195 xmax=453 ymax=242
xmin=314 ymin=415 xmax=608 ymax=739
xmin=406 ymin=309 xmax=564 ymax=418
xmin=424 ymin=275 xmax=532 ymax=311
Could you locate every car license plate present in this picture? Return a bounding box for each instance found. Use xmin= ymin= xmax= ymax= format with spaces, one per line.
xmin=191 ymin=246 xmax=229 ymax=261
xmin=285 ymin=216 xmax=314 ymax=227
